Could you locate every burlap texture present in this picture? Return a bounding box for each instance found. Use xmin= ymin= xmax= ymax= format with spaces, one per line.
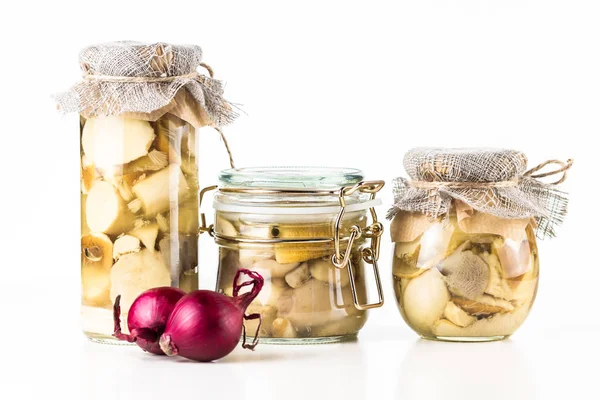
xmin=388 ymin=148 xmax=570 ymax=239
xmin=54 ymin=41 xmax=236 ymax=127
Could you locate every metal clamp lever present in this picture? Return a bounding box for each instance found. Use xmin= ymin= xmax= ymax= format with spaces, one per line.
xmin=331 ymin=180 xmax=385 ymax=310
xmin=198 ymin=185 xmax=218 ymax=236
xmin=348 ymin=252 xmax=384 ymax=310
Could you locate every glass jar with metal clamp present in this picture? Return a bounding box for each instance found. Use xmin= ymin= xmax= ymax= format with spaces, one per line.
xmin=199 ymin=167 xmax=385 ymax=344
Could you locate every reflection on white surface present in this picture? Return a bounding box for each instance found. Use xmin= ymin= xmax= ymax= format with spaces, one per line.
xmin=395 ymin=339 xmax=536 ymax=400
xmin=79 ymin=341 xmax=247 ymax=400
xmin=79 ymin=338 xmax=369 ymax=400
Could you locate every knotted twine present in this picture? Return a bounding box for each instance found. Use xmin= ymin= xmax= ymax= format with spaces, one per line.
xmin=54 ymin=41 xmax=237 ymax=168
xmin=388 ymin=148 xmax=573 ymax=239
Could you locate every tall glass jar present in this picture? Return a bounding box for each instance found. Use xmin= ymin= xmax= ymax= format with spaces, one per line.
xmin=57 ymin=42 xmax=237 ymax=343
xmin=203 ymin=167 xmax=385 ymax=344
xmin=80 ymin=114 xmax=199 ymax=342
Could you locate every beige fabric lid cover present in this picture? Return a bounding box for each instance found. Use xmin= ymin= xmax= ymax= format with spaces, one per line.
xmin=54 ymin=41 xmax=236 ymax=127
xmin=388 ymin=147 xmax=570 ymax=239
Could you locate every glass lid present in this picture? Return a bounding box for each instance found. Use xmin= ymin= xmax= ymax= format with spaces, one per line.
xmin=218 ymin=167 xmax=364 ymax=191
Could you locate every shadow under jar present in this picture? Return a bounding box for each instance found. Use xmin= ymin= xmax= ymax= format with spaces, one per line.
xmin=205 ymin=167 xmax=385 ymax=344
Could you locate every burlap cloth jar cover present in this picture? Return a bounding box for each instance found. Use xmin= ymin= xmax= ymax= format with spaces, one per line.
xmin=389 ymin=148 xmax=573 ymax=241
xmin=55 ymin=42 xmax=236 ymax=126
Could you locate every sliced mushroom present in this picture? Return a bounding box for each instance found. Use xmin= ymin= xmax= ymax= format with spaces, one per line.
xmin=284 ymin=263 xmax=311 ymax=288
xmin=402 ymin=268 xmax=450 ymax=334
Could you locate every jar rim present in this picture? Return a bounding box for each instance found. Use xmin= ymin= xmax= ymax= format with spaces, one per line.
xmin=218 ymin=166 xmax=364 ymax=190
xmin=213 ymin=198 xmax=382 ymax=215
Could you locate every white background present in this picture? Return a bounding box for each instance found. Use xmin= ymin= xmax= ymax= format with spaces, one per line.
xmin=1 ymin=1 xmax=598 ymax=399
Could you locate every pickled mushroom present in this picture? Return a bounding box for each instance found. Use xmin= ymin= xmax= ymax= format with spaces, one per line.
xmin=215 ymin=217 xmax=238 ymax=237
xmin=238 ymin=248 xmax=276 ymax=267
xmin=309 ymin=257 xmax=350 ymax=287
xmin=109 ymin=249 xmax=171 ymax=312
xmin=394 ymin=238 xmax=421 ymax=260
xmin=257 ymin=278 xmax=290 ymax=308
xmin=116 ymin=179 xmax=135 ymax=202
xmin=479 ymin=251 xmax=513 ymax=299
xmin=244 ymin=304 xmax=277 ymax=337
xmin=130 ymin=223 xmax=159 ymax=252
xmin=402 ymin=268 xmax=450 ymax=334
xmin=390 ymin=211 xmax=436 ymax=243
xmin=392 ymin=239 xmax=424 ymax=279
xmin=252 ymin=259 xmax=299 ymax=278
xmin=81 ymin=232 xmax=113 ymax=270
xmin=82 ymin=116 xmax=155 ymax=168
xmin=431 ymin=319 xmax=461 ymax=336
xmin=446 ymin=231 xmax=498 ymax=255
xmin=122 ymin=149 xmax=168 ymax=173
xmin=433 ymin=303 xmax=532 ymax=337
xmin=224 ymin=273 xmax=289 ymax=310
xmin=112 ymin=235 xmax=141 ymax=260
xmin=278 ymin=277 xmax=360 ymax=329
xmin=131 ymin=164 xmax=190 ymax=216
xmin=494 ymin=238 xmax=532 ymax=279
xmin=86 ymin=181 xmax=135 ymax=235
xmin=285 ymin=262 xmax=311 ymax=288
xmin=443 ymin=301 xmax=475 ymax=327
xmin=101 ymin=172 xmax=143 ymax=203
xmin=417 ymin=222 xmax=455 ymax=269
xmin=275 ymin=243 xmax=330 ymax=264
xmin=81 ymin=233 xmax=113 ymax=308
xmin=271 ymin=317 xmax=297 ymax=338
xmin=453 ymin=295 xmax=514 ymax=316
xmin=440 ymin=249 xmax=489 ymax=300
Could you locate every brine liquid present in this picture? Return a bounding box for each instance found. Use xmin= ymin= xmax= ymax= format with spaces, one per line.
xmin=393 ymin=220 xmax=539 ymax=341
xmin=215 ymin=213 xmax=369 ymax=342
xmin=80 ymin=114 xmax=199 ymax=340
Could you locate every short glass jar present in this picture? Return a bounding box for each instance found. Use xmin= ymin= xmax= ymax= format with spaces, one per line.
xmin=392 ymin=210 xmax=539 ymax=342
xmin=387 ymin=147 xmax=574 ymax=342
xmin=203 ymin=167 xmax=385 ymax=344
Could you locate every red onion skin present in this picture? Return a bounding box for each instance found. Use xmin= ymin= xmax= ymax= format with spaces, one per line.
xmin=113 ymin=287 xmax=185 ymax=355
xmin=159 ymin=269 xmax=264 ymax=362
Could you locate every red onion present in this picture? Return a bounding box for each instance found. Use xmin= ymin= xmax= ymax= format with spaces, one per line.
xmin=113 ymin=287 xmax=185 ymax=355
xmin=159 ymin=269 xmax=264 ymax=362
